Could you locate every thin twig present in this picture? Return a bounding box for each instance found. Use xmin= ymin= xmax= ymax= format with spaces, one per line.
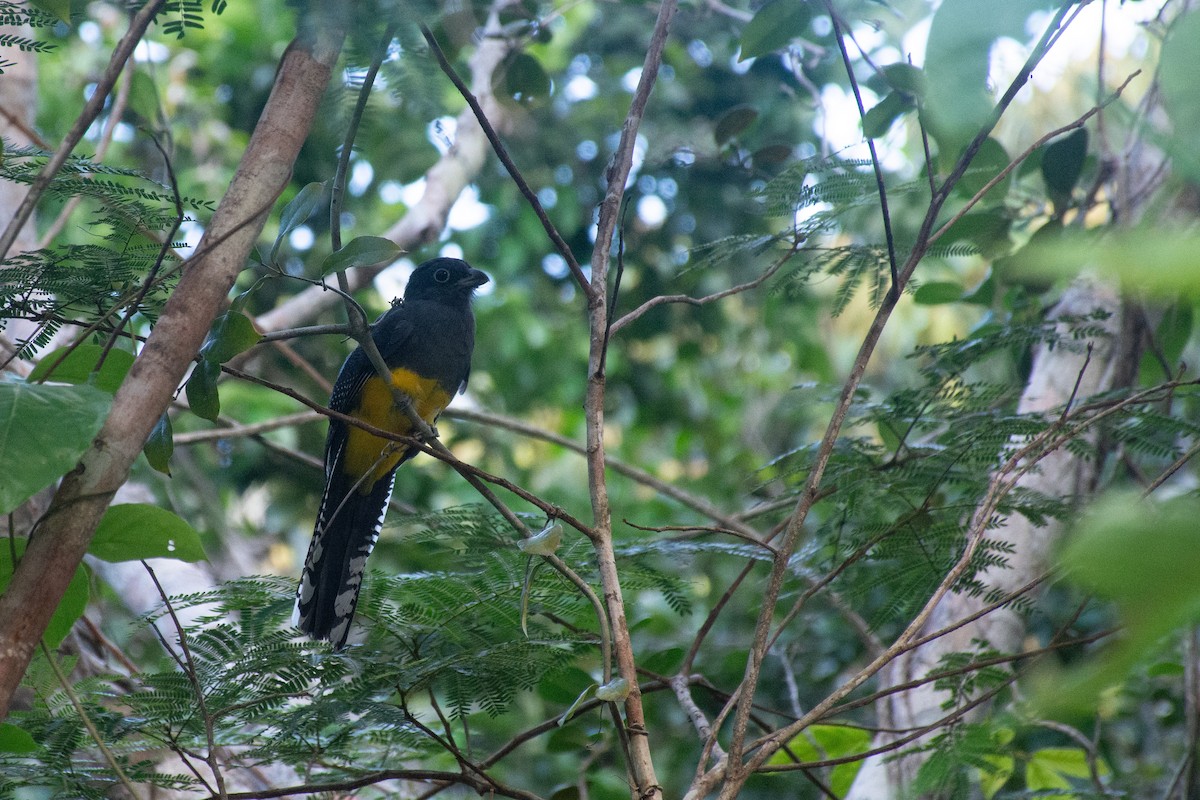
xmin=419 ymin=24 xmax=591 ymax=299
xmin=142 ymin=561 xmax=228 ymax=799
xmin=609 ymin=236 xmax=802 ymax=335
xmin=824 ymin=0 xmax=898 ymax=295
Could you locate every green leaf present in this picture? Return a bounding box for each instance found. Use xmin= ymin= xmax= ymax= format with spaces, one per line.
xmin=495 ymin=52 xmax=553 ymax=108
xmin=0 ymin=539 xmax=89 ymax=649
xmin=200 ymin=310 xmax=260 ymax=363
xmin=27 ymin=344 xmax=135 ymax=394
xmin=1040 ymin=128 xmax=1088 ymax=212
xmin=143 ymin=411 xmax=174 ymax=475
xmin=91 ymin=503 xmax=206 ymax=562
xmin=0 ymin=381 xmax=111 ymax=516
xmin=954 ymin=137 xmax=1011 ymax=199
xmin=1011 ymin=228 xmax=1200 ymax=295
xmin=880 ymin=63 xmax=927 ymax=98
xmin=270 ymin=181 xmax=325 ymax=263
xmin=739 ymin=0 xmax=811 ymax=61
xmin=924 ymin=0 xmax=1054 ymax=152
xmin=185 ymin=358 xmax=222 ymax=422
xmin=1160 ymin=11 xmax=1200 ymax=179
xmin=977 ymin=754 xmax=1014 ymax=799
xmin=862 ymin=91 xmax=914 ymax=139
xmin=913 ymin=281 xmax=964 ymax=305
xmin=640 ymin=646 xmax=684 ymax=674
xmin=319 ymin=235 xmax=403 ymax=276
xmin=0 ymin=722 xmax=37 ymax=753
xmin=1033 ymin=493 xmax=1200 ymax=715
xmin=714 ymin=105 xmax=758 ymax=146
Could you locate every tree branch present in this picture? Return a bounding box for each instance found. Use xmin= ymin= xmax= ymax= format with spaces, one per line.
xmin=0 ymin=14 xmax=347 ymax=719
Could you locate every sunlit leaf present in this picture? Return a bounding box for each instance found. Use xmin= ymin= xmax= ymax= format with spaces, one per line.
xmin=28 ymin=344 xmax=135 ymax=394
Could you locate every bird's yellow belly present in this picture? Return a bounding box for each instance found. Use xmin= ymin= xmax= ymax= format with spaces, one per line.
xmin=343 ymin=368 xmax=452 ymax=490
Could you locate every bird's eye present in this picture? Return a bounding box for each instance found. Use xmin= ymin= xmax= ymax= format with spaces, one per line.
xmin=434 ymin=268 xmax=451 ymax=283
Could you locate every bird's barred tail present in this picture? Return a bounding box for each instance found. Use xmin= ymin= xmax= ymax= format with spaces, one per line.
xmin=294 ymin=467 xmax=396 ymax=650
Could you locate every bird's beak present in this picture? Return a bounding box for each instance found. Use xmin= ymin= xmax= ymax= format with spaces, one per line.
xmin=460 ymin=269 xmax=490 ymax=290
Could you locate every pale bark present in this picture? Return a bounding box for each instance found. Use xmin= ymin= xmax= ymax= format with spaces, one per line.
xmin=846 ymin=276 xmax=1129 ymax=799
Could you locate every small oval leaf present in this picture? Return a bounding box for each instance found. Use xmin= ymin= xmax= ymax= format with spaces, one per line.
xmin=143 ymin=411 xmax=174 ymax=476
xmin=319 ymin=235 xmax=403 ymax=276
xmin=200 ymin=310 xmax=260 ymax=363
xmin=714 ymin=105 xmax=758 ymax=146
xmin=271 ymin=181 xmax=326 ymax=262
xmin=185 ymin=358 xmax=222 ymax=422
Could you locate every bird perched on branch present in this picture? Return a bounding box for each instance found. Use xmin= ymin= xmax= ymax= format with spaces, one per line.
xmin=295 ymin=257 xmax=488 ymax=650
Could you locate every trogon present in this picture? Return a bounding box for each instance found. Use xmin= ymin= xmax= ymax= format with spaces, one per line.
xmin=295 ymin=257 xmax=489 ymax=650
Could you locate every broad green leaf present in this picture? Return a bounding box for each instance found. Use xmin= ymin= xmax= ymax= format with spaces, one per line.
xmin=862 ymin=91 xmax=914 ymax=139
xmin=1160 ymin=11 xmax=1200 ymax=179
xmin=940 ymin=208 xmax=1013 ymax=258
xmin=640 ymin=646 xmax=684 ymax=674
xmin=1033 ymin=494 xmax=1200 ymax=715
xmin=143 ymin=411 xmax=174 ymax=475
xmin=0 ymin=722 xmax=37 ymax=753
xmin=714 ymin=105 xmax=758 ymax=146
xmin=924 ymin=0 xmax=1054 ymax=152
xmin=0 ymin=539 xmax=89 ymax=649
xmin=200 ymin=310 xmax=260 ymax=363
xmin=0 ymin=381 xmax=111 ymax=516
xmin=977 ymin=754 xmax=1014 ymax=799
xmin=270 ymin=181 xmax=325 ymax=263
xmin=28 ymin=344 xmax=135 ymax=394
xmin=91 ymin=503 xmax=206 ymax=562
xmin=739 ymin=0 xmax=811 ymax=61
xmin=1029 ymin=747 xmax=1107 ymax=779
xmin=913 ymin=281 xmax=964 ymax=305
xmin=495 ymin=52 xmax=552 ymax=108
xmin=1040 ymin=128 xmax=1088 ymax=212
xmin=1012 ymin=228 xmax=1200 ymax=295
xmin=880 ymin=63 xmax=927 ymax=98
xmin=1024 ymin=756 xmax=1073 ymax=792
xmin=319 ymin=235 xmax=403 ymax=276
xmin=185 ymin=358 xmax=222 ymax=422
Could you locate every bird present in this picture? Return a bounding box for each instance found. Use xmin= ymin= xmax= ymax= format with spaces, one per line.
xmin=294 ymin=257 xmax=489 ymax=650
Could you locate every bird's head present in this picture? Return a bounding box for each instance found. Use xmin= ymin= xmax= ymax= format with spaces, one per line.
xmin=403 ymin=257 xmax=489 ymax=306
